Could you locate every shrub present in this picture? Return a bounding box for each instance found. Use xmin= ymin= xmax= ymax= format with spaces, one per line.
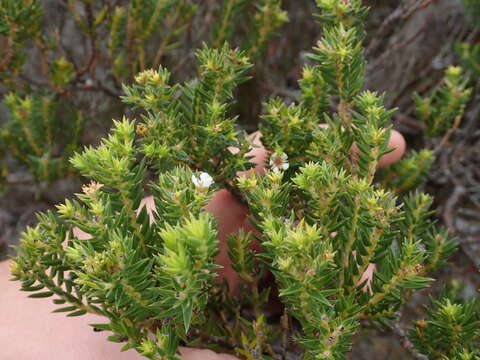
xmin=408 ymin=286 xmax=480 ymax=359
xmin=9 ymin=1 xmax=473 ymax=359
xmin=0 ymin=0 xmax=286 ymax=187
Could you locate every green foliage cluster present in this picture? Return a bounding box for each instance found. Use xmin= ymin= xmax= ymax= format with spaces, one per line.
xmin=457 ymin=0 xmax=480 ymax=77
xmin=377 ymin=65 xmax=471 ymax=196
xmin=0 ymin=93 xmax=84 ymax=185
xmin=415 ymin=66 xmax=472 ymax=138
xmin=0 ymin=0 xmax=286 ymax=188
xmin=8 ymin=1 xmax=474 ymax=360
xmin=122 ymin=45 xmax=254 ymax=184
xmin=374 ymin=0 xmax=475 ymax=198
xmin=397 ymin=3 xmax=480 ymax=357
xmin=0 ymin=0 xmax=41 ymax=80
xmin=408 ymin=295 xmax=480 ymax=359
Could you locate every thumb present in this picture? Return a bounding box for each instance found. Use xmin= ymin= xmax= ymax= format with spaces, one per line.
xmin=240 ymin=128 xmax=406 ymax=175
xmin=179 ymin=347 xmax=239 ymax=360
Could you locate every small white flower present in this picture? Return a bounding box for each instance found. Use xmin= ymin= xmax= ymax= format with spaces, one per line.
xmin=191 ymin=172 xmax=214 ymax=189
xmin=269 ymin=152 xmax=289 ymax=173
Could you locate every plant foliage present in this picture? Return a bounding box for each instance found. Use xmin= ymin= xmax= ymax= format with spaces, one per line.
xmin=0 ymin=0 xmax=286 ymax=189
xmin=408 ymin=295 xmax=480 ymax=359
xmin=9 ymin=1 xmax=471 ymax=359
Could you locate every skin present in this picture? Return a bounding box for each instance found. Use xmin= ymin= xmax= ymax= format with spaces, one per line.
xmin=0 ymin=130 xmax=405 ymax=360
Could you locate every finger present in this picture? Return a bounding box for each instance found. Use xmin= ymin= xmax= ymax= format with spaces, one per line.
xmin=236 ymin=131 xmax=268 ymax=177
xmin=179 ymin=347 xmax=239 ymax=360
xmin=135 ymin=189 xmax=251 ymax=294
xmin=204 ymin=190 xmax=249 ymax=292
xmin=351 ymin=129 xmax=405 ymax=168
xmin=247 ymin=128 xmax=406 ymax=174
xmin=0 ymin=260 xmax=144 ymax=360
xmin=379 ymin=129 xmax=406 ymax=167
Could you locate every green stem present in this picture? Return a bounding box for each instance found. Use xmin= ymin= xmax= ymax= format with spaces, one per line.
xmin=33 ymin=266 xmax=102 ymax=315
xmin=339 ymin=196 xmax=360 ymax=291
xmin=119 ymin=188 xmax=148 ymax=256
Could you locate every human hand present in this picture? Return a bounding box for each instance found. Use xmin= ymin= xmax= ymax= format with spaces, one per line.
xmin=0 ymin=129 xmax=405 ymax=360
xmin=202 ymin=130 xmax=406 ymax=293
xmin=1 ymin=260 xmax=238 ymax=360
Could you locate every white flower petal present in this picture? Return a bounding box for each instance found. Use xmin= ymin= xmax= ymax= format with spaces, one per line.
xmin=192 ymin=172 xmax=213 ymax=189
xmin=199 ymin=172 xmax=214 ymax=187
xmin=269 ymin=152 xmax=289 ymax=173
xmin=191 ymin=174 xmax=200 ymax=187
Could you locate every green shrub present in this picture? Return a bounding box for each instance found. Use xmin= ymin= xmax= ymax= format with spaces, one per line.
xmin=408 ymin=294 xmax=480 ymax=359
xmin=9 ymin=1 xmax=474 ymax=359
xmin=0 ymin=0 xmax=286 ymax=187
